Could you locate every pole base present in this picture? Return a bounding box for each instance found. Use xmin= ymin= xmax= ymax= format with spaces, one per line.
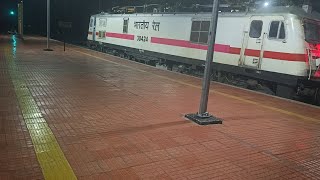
xmin=16 ymin=34 xmax=24 ymax=40
xmin=185 ymin=113 xmax=222 ymax=125
xmin=43 ymin=48 xmax=53 ymax=51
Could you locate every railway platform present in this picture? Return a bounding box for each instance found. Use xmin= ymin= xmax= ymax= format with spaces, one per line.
xmin=1 ymin=35 xmax=320 ymax=179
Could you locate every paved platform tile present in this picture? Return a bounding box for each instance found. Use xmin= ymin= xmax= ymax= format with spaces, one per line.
xmin=0 ymin=35 xmax=319 ymax=179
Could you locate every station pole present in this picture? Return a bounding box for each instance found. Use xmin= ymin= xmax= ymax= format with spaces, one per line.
xmin=44 ymin=0 xmax=53 ymax=51
xmin=199 ymin=0 xmax=219 ymax=115
xmin=185 ymin=0 xmax=222 ymax=125
xmin=18 ymin=1 xmax=24 ymax=39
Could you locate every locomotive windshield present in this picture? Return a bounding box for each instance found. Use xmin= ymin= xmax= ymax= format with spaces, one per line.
xmin=304 ymin=21 xmax=320 ymax=43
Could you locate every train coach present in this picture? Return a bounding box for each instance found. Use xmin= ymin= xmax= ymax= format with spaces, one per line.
xmin=87 ymin=6 xmax=320 ymax=104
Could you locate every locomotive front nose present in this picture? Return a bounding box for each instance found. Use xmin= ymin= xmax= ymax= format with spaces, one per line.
xmin=315 ymin=58 xmax=320 ymax=78
xmin=306 ymin=43 xmax=320 ymax=79
xmin=312 ymin=45 xmax=320 ymax=78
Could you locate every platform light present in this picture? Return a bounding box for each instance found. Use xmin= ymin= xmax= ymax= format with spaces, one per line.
xmin=264 ymin=2 xmax=270 ymax=7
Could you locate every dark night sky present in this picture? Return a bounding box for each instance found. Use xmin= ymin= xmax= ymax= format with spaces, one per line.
xmin=0 ymin=0 xmax=20 ymax=32
xmin=0 ymin=0 xmax=112 ymax=37
xmin=1 ymin=0 xmax=320 ymax=38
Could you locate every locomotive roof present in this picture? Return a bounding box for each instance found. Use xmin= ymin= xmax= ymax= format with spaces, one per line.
xmin=93 ymin=6 xmax=320 ymax=21
xmin=255 ymin=6 xmax=320 ymax=20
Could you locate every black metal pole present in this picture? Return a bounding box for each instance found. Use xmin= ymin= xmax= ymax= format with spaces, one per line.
xmin=46 ymin=0 xmax=50 ymax=49
xmin=64 ymin=31 xmax=66 ymax=51
xmin=44 ymin=0 xmax=53 ymax=51
xmin=17 ymin=1 xmax=24 ymax=38
xmin=185 ymin=0 xmax=222 ymax=125
xmin=198 ymin=0 xmax=219 ymax=116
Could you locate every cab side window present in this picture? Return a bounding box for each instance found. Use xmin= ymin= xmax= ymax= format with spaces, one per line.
xmin=190 ymin=21 xmax=210 ymax=44
xmin=249 ymin=20 xmax=263 ymax=38
xmin=269 ymin=21 xmax=286 ymax=39
xmin=99 ymin=18 xmax=107 ymax=28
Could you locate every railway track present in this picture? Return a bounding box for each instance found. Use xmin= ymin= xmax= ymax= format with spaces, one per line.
xmin=73 ymin=41 xmax=319 ymax=106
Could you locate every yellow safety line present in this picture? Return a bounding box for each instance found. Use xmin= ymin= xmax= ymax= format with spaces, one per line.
xmin=5 ymin=47 xmax=77 ymax=180
xmin=73 ymin=49 xmax=319 ymax=123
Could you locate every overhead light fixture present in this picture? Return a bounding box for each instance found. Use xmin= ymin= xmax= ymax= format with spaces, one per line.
xmin=264 ymin=2 xmax=270 ymax=7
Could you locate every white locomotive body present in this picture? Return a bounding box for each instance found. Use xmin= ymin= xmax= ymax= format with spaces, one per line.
xmin=87 ymin=7 xmax=320 ymax=102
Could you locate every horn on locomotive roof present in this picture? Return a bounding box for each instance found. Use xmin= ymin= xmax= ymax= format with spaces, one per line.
xmin=111 ymin=4 xmax=162 ymax=14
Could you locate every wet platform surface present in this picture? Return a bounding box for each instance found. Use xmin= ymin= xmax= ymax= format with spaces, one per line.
xmin=1 ymin=35 xmax=320 ymax=179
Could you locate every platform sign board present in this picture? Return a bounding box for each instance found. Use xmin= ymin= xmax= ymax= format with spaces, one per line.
xmin=58 ymin=21 xmax=72 ymax=29
xmin=58 ymin=21 xmax=72 ymax=51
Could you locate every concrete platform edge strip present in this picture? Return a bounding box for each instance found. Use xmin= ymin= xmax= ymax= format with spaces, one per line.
xmin=5 ymin=46 xmax=77 ymax=180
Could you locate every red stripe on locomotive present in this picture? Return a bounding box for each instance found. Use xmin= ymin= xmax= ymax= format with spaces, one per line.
xmin=106 ymin=32 xmax=135 ymax=40
xmin=151 ymin=37 xmax=304 ymax=62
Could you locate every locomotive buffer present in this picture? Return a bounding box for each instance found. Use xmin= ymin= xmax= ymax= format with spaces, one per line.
xmin=185 ymin=0 xmax=223 ymax=125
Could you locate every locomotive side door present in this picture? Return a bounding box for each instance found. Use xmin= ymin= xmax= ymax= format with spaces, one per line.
xmin=242 ymin=16 xmax=267 ymax=68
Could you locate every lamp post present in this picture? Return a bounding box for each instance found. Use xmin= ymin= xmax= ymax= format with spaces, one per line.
xmin=44 ymin=0 xmax=53 ymax=51
xmin=185 ymin=0 xmax=222 ymax=125
xmin=8 ymin=10 xmax=16 ymax=34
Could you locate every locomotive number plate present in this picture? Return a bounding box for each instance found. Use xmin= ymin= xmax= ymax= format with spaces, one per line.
xmin=137 ymin=36 xmax=149 ymax=42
